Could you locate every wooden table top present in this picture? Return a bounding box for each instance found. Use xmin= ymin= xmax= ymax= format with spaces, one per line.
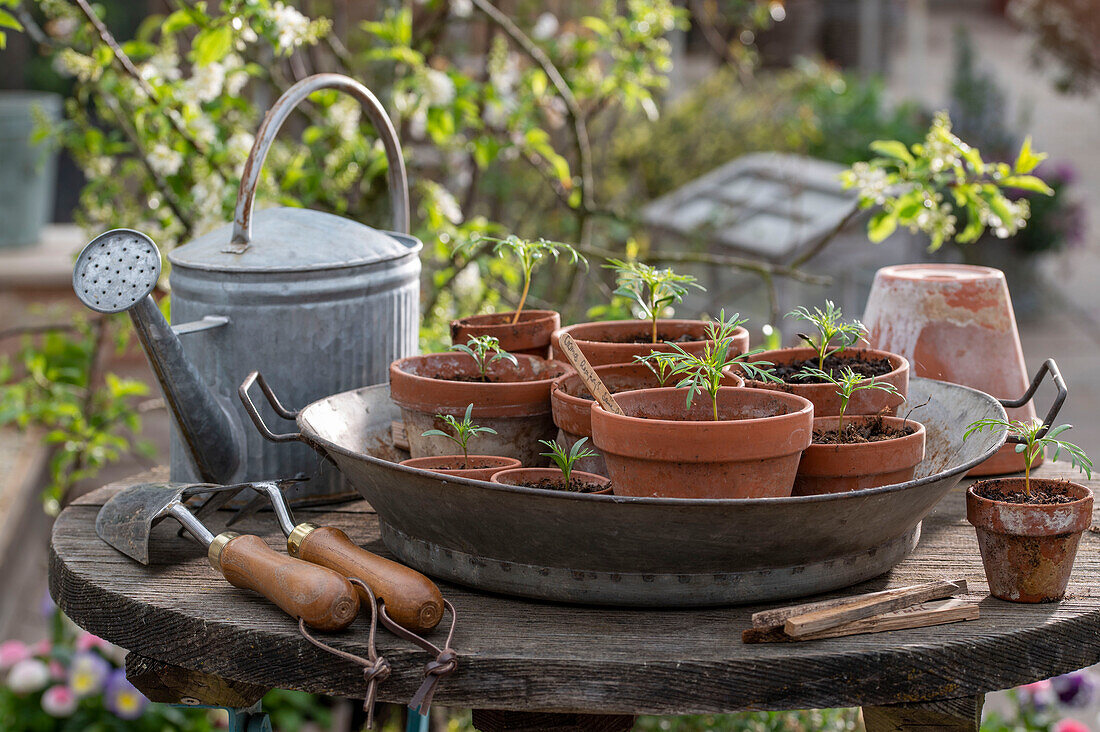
xmin=49 ymin=464 xmax=1100 ymax=716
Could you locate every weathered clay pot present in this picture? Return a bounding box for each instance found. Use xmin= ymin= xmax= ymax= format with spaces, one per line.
xmin=737 ymin=346 xmax=908 ymax=417
xmin=967 ymin=478 xmax=1093 ymax=602
xmin=398 ymin=455 xmax=522 ymax=482
xmin=491 ymin=467 xmax=612 ymax=495
xmin=389 ymin=353 xmax=570 ymax=464
xmin=793 ymin=416 xmax=926 ymax=496
xmin=451 ymin=310 xmax=560 ymax=358
xmin=590 ymin=386 xmax=813 ymax=499
xmin=550 ymin=363 xmax=743 ymax=475
xmin=550 ymin=319 xmax=749 ymax=367
xmin=862 ymin=264 xmax=1039 ymax=475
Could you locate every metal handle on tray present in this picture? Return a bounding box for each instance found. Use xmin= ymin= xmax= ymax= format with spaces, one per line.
xmin=239 ymin=371 xmax=304 ymax=443
xmin=228 ymin=73 xmax=410 ymax=254
xmin=1000 ymin=358 xmax=1067 ymax=443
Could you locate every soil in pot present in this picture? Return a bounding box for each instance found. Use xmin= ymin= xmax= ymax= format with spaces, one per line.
xmin=491 ymin=467 xmax=612 ymax=494
xmin=793 ymin=415 xmax=926 ymax=496
xmin=390 ymin=352 xmax=570 ymax=464
xmin=399 ymin=455 xmax=522 ymax=482
xmin=451 ymin=310 xmax=560 ymax=358
xmin=551 ymin=319 xmax=749 ymax=367
xmin=967 ymin=477 xmax=1094 ymax=602
xmin=741 ymin=346 xmax=908 ymax=417
xmin=590 ymin=386 xmax=813 ymax=499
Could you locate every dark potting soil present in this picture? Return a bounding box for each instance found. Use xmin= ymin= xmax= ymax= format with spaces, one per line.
xmin=813 ymin=415 xmax=915 ymax=445
xmin=514 ymin=477 xmax=609 ymax=493
xmin=429 ymin=372 xmax=545 ymax=383
xmin=598 ymin=331 xmax=700 ymax=345
xmin=772 ymin=353 xmax=893 ymax=384
xmin=974 ymin=481 xmax=1078 ymax=506
xmin=434 ymin=460 xmax=501 ymax=470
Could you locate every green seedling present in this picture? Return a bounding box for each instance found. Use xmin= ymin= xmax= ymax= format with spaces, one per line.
xmin=798 ymin=366 xmax=903 ymax=435
xmin=467 ymin=234 xmax=585 ymax=324
xmin=421 ymin=404 xmax=497 ymax=469
xmin=639 ymin=311 xmax=781 ymax=422
xmin=451 ymin=335 xmax=518 ymax=381
xmin=539 ymin=436 xmax=599 ymax=487
xmin=635 ymin=350 xmax=677 ymax=386
xmin=964 ymin=418 xmax=1092 ymax=495
xmin=786 ymin=300 xmax=867 ymax=372
xmin=605 ymin=259 xmax=704 ymax=344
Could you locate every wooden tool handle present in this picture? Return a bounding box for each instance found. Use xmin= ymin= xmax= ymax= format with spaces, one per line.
xmin=556 ymin=333 xmax=624 ymax=416
xmin=216 ymin=534 xmax=360 ymax=631
xmin=296 ymin=525 xmax=444 ymax=632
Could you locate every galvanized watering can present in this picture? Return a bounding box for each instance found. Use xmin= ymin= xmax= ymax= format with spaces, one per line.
xmin=72 ymin=74 xmax=421 ymax=503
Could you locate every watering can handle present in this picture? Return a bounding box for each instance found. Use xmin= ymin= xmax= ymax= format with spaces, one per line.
xmin=239 ymin=371 xmax=303 ymax=443
xmin=228 ymin=73 xmax=410 ymax=254
xmin=1000 ymin=358 xmax=1067 ymax=444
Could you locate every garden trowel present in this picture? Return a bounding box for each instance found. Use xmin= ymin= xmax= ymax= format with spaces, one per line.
xmin=95 ymin=482 xmax=360 ymax=631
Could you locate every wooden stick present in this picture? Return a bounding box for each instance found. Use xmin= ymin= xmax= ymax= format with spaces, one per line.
xmin=392 ymin=421 xmax=410 ymax=452
xmin=780 ymin=580 xmax=968 ymax=638
xmin=555 ymin=333 xmax=625 ymax=416
xmin=743 ymin=599 xmax=979 ymax=644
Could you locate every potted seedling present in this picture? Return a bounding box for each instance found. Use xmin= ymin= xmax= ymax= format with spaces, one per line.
xmin=748 ymin=300 xmax=909 ymax=416
xmin=400 ymin=404 xmax=521 ymax=480
xmin=390 ymin=336 xmax=571 ymax=465
xmin=550 ymin=260 xmax=748 ymax=366
xmin=964 ymin=418 xmax=1093 ymax=602
xmin=451 ymin=234 xmax=585 ymax=357
xmin=792 ymin=368 xmax=926 ymax=496
xmin=492 ymin=437 xmax=611 ymax=494
xmin=589 ymin=312 xmax=814 ymax=499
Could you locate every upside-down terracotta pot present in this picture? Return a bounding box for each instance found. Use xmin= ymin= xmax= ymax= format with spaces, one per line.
xmin=451 ymin=310 xmax=560 ymax=358
xmin=590 ymin=386 xmax=813 ymax=499
xmin=389 ymin=353 xmax=570 ymax=465
xmin=736 ymin=347 xmax=908 ymax=417
xmin=398 ymin=455 xmax=522 ymax=482
xmin=793 ymin=416 xmax=926 ymax=496
xmin=967 ymin=478 xmax=1093 ymax=602
xmin=862 ymin=264 xmax=1039 ymax=475
xmin=491 ymin=467 xmax=612 ymax=495
xmin=550 ymin=363 xmax=744 ymax=475
xmin=550 ymin=319 xmax=749 ymax=367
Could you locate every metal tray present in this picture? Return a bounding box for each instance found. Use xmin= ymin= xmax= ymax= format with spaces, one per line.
xmin=239 ymin=361 xmax=1065 ymax=607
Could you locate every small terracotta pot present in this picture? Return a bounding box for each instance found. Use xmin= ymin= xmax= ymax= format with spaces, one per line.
xmin=491 ymin=467 xmax=612 ymax=494
xmin=967 ymin=478 xmax=1094 ymax=603
xmin=793 ymin=416 xmax=926 ymax=496
xmin=399 ymin=455 xmax=522 ymax=482
xmin=590 ymin=386 xmax=813 ymax=499
xmin=550 ymin=319 xmax=749 ymax=367
xmin=550 ymin=363 xmax=744 ymax=476
xmin=389 ymin=353 xmax=570 ymax=464
xmin=738 ymin=346 xmax=908 ymax=417
xmin=451 ymin=310 xmax=560 ymax=358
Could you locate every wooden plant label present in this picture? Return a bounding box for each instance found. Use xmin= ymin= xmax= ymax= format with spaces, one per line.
xmin=556 ymin=333 xmax=625 ymax=416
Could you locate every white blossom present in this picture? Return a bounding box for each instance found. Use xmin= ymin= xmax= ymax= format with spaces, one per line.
xmin=453 ymin=262 xmax=481 ymax=298
xmin=329 ymin=97 xmax=361 ymax=139
xmin=227 ymin=131 xmax=255 ymax=165
xmin=83 ymin=157 xmax=114 ymax=179
xmin=409 ymin=107 xmax=428 ymax=139
xmin=271 ymin=2 xmax=310 ymax=52
xmin=450 ymin=0 xmax=473 ymax=18
xmin=53 ymin=49 xmax=101 ymax=82
xmin=186 ymin=113 xmax=217 ymax=146
xmin=140 ymin=52 xmax=181 ymax=83
xmin=423 ymin=69 xmax=456 ymax=106
xmin=846 ymin=162 xmax=891 ymax=205
xmin=188 ymin=63 xmax=225 ymax=103
xmin=8 ymin=659 xmax=50 ymax=694
xmin=531 ymin=13 xmax=559 ymax=41
xmin=435 ymin=187 xmax=463 ymax=225
xmin=148 ymin=144 xmax=184 ymax=177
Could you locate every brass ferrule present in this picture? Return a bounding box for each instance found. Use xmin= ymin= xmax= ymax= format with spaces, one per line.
xmin=286 ymin=522 xmax=318 ymax=558
xmin=208 ymin=531 xmax=240 ymax=570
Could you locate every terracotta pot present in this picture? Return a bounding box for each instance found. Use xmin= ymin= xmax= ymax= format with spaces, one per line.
xmin=793 ymin=416 xmax=926 ymax=496
xmin=738 ymin=347 xmax=908 ymax=417
xmin=451 ymin=310 xmax=560 ymax=358
xmin=550 ymin=319 xmax=749 ymax=367
xmin=389 ymin=353 xmax=570 ymax=464
xmin=491 ymin=467 xmax=612 ymax=495
xmin=862 ymin=264 xmax=1039 ymax=475
xmin=399 ymin=455 xmax=522 ymax=482
xmin=550 ymin=363 xmax=744 ymax=476
xmin=967 ymin=478 xmax=1093 ymax=602
xmin=590 ymin=386 xmax=813 ymax=499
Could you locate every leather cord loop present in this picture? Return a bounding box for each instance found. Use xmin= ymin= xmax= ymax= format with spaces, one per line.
xmin=380 ymin=599 xmax=459 ymax=715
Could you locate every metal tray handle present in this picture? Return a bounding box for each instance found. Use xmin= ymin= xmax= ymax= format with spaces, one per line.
xmin=1000 ymin=358 xmax=1067 ymax=443
xmin=239 ymin=371 xmax=303 ymax=444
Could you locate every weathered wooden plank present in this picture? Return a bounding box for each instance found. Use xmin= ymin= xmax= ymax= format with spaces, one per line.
xmin=862 ymin=694 xmax=984 ymax=731
xmin=125 ymin=653 xmax=269 ymax=707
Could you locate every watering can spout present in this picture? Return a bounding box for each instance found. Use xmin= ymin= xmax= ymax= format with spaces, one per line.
xmin=72 ymin=229 xmax=244 ymax=484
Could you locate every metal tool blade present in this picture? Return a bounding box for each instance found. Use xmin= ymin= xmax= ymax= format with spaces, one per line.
xmin=224 ymin=475 xmax=310 ymax=534
xmin=95 ymin=483 xmax=188 ymax=565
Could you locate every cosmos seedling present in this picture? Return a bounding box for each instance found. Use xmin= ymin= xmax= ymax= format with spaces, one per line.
xmin=786 ymin=300 xmax=867 ymax=372
xmin=467 ymin=234 xmax=585 ymax=324
xmin=451 ymin=335 xmax=518 ymax=381
xmin=605 ymin=259 xmax=705 ymax=344
xmin=421 ymin=404 xmax=497 ymax=469
xmin=635 ymin=350 xmax=677 ymax=386
xmin=798 ymin=366 xmax=903 ymax=435
xmin=964 ymin=418 xmax=1092 ymax=495
xmin=539 ymin=437 xmax=599 ymax=486
xmin=639 ymin=311 xmax=781 ymax=422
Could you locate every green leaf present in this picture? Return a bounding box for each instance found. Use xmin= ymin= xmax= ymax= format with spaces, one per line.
xmin=999 ymin=175 xmax=1054 ymax=195
xmin=0 ymin=9 xmax=22 ymax=32
xmin=1014 ymin=136 xmax=1046 ymax=174
xmin=580 ymin=17 xmax=612 ymax=36
xmin=192 ymin=25 xmax=233 ymax=65
xmin=869 ymin=140 xmax=914 ymax=165
xmin=867 ymin=210 xmax=897 ymax=243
